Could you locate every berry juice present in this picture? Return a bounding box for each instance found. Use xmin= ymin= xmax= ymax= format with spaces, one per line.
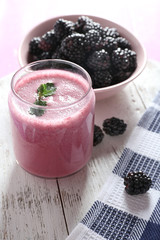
xmin=8 ymin=60 xmax=95 ymax=178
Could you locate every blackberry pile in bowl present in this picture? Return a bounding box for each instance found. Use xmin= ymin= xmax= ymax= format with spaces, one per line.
xmin=18 ymin=15 xmax=147 ymax=100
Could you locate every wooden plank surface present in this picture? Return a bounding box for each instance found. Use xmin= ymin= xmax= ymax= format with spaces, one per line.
xmin=0 ymin=60 xmax=160 ymax=239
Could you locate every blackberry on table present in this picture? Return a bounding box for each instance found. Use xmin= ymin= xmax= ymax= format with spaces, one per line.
xmin=124 ymin=171 xmax=152 ymax=195
xmin=53 ymin=18 xmax=75 ymax=42
xmin=93 ymin=125 xmax=104 ymax=146
xmin=103 ymin=117 xmax=127 ymax=136
xmin=60 ymin=33 xmax=86 ymax=65
xmin=91 ymin=70 xmax=112 ymax=89
xmin=86 ymin=49 xmax=111 ymax=71
xmin=111 ymin=48 xmax=137 ymax=71
xmin=29 ymin=37 xmax=43 ymax=56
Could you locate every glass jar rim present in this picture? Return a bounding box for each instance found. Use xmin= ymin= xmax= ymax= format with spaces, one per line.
xmin=11 ymin=59 xmax=93 ymax=110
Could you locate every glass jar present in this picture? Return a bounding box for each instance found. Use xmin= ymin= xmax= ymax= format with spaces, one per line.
xmin=8 ymin=59 xmax=95 ymax=178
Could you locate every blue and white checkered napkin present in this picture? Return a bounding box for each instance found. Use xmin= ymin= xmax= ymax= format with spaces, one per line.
xmin=66 ymin=91 xmax=160 ymax=240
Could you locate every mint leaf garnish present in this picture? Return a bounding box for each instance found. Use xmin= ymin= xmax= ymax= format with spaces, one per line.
xmin=29 ymin=82 xmax=56 ymax=117
xmin=37 ymin=83 xmax=56 ymax=97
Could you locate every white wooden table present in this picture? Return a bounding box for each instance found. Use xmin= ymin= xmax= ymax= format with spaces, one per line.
xmin=0 ymin=60 xmax=160 ymax=240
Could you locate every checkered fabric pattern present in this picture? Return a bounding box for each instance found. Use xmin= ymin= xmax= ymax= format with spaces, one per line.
xmin=66 ymin=92 xmax=160 ymax=240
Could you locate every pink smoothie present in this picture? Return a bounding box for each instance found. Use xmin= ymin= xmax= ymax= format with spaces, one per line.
xmin=8 ymin=69 xmax=95 ymax=178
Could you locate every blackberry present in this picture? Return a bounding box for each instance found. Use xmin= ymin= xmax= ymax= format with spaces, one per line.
xmin=60 ymin=33 xmax=86 ymax=65
xmin=110 ymin=68 xmax=133 ymax=84
xmin=116 ymin=37 xmax=131 ymax=49
xmin=51 ymin=46 xmax=66 ymax=59
xmin=38 ymin=51 xmax=52 ymax=60
xmin=93 ymin=125 xmax=104 ymax=146
xmin=86 ymin=49 xmax=110 ymax=71
xmin=74 ymin=16 xmax=92 ymax=32
xmin=91 ymin=70 xmax=112 ymax=89
xmin=101 ymin=27 xmax=120 ymax=39
xmin=103 ymin=117 xmax=127 ymax=136
xmin=124 ymin=171 xmax=152 ymax=195
xmin=102 ymin=37 xmax=118 ymax=54
xmin=84 ymin=29 xmax=102 ymax=52
xmin=83 ymin=21 xmax=102 ymax=33
xmin=75 ymin=16 xmax=102 ymax=33
xmin=39 ymin=30 xmax=57 ymax=52
xmin=28 ymin=16 xmax=137 ymax=89
xmin=53 ymin=18 xmax=75 ymax=42
xmin=127 ymin=49 xmax=137 ymax=71
xmin=111 ymin=48 xmax=137 ymax=71
xmin=29 ymin=37 xmax=43 ymax=55
xmin=28 ymin=54 xmax=40 ymax=63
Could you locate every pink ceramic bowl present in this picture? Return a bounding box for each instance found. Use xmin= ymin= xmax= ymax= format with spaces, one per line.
xmin=18 ymin=15 xmax=147 ymax=101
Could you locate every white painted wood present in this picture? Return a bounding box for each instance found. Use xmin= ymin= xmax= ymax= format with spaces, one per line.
xmin=0 ymin=60 xmax=160 ymax=239
xmin=134 ymin=60 xmax=160 ymax=107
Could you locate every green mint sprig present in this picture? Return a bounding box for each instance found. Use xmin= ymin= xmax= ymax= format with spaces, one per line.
xmin=29 ymin=82 xmax=56 ymax=116
xmin=37 ymin=82 xmax=57 ymax=97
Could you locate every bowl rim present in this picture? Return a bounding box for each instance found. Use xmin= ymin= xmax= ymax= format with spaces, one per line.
xmin=18 ymin=14 xmax=147 ymax=94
